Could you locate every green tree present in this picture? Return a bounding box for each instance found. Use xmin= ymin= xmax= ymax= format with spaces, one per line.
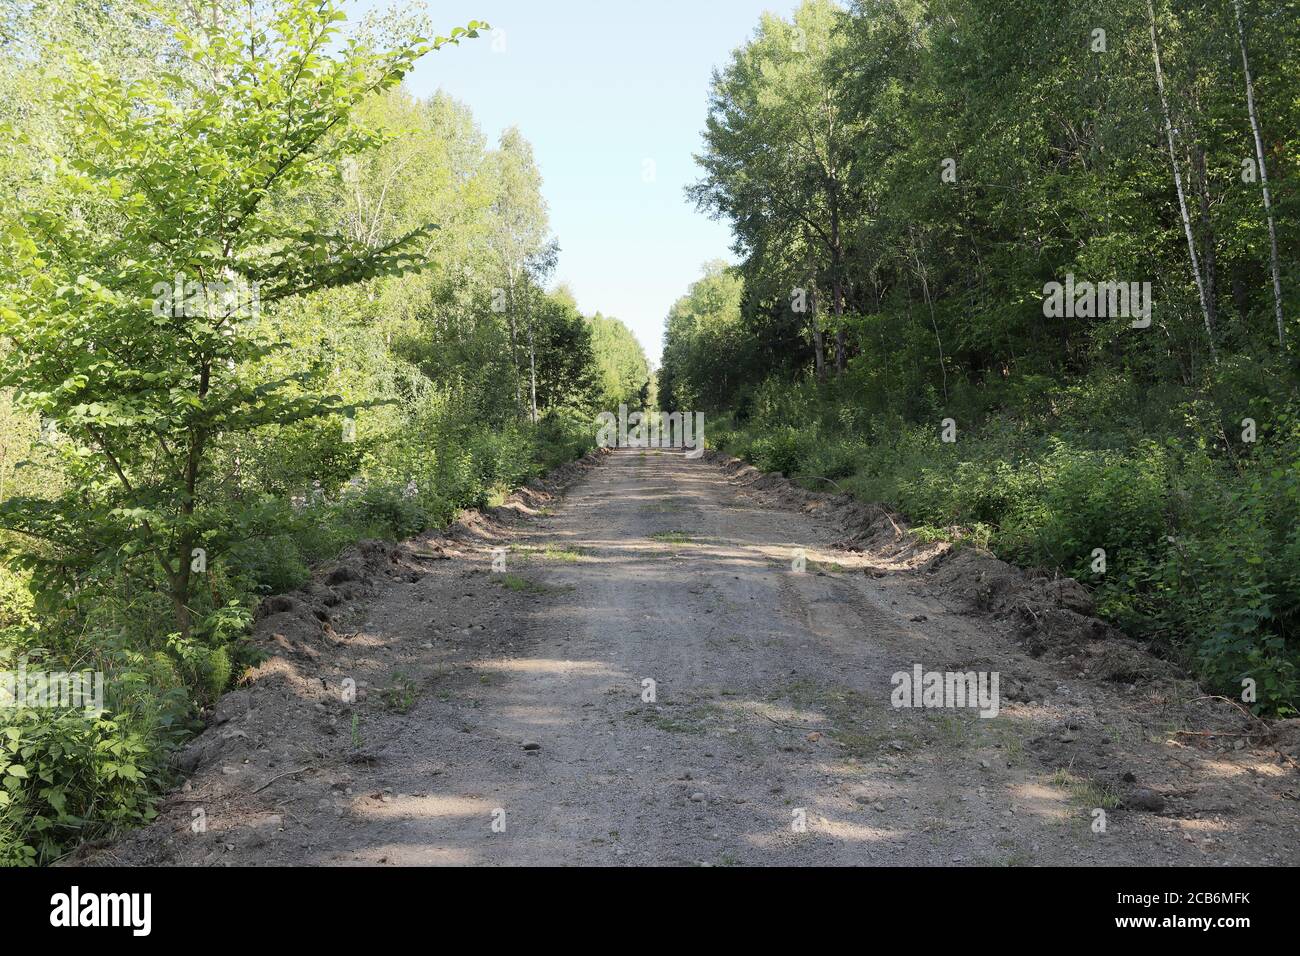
xmin=485 ymin=127 xmax=551 ymax=420
xmin=690 ymin=0 xmax=864 ymax=378
xmin=660 ymin=261 xmax=745 ymax=411
xmin=588 ymin=312 xmax=650 ymax=410
xmin=0 ymin=0 xmax=484 ymax=638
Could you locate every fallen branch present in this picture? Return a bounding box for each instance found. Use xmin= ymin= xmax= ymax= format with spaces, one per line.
xmin=792 ymin=473 xmax=846 ymax=494
xmin=252 ymin=766 xmax=312 ymax=794
xmin=757 ymin=711 xmax=828 ymax=733
xmin=1186 ymin=694 xmax=1270 ymax=732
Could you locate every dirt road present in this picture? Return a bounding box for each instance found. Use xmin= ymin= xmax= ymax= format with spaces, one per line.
xmin=98 ymin=448 xmax=1299 ymax=866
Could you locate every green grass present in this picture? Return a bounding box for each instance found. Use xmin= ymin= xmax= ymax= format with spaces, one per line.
xmin=512 ymin=544 xmax=585 ymax=562
xmin=639 ymin=500 xmax=687 ymax=513
xmin=493 ymin=573 xmax=571 ymax=596
xmin=806 ymin=559 xmax=847 ymax=573
xmin=1049 ymin=769 xmax=1121 ymax=810
xmin=710 ymin=378 xmax=1300 ymax=716
xmin=496 ymin=573 xmax=546 ymax=594
xmin=650 ymin=530 xmax=693 ymax=544
xmin=381 ymin=672 xmax=419 ymax=713
xmin=641 ymin=702 xmax=724 ymax=735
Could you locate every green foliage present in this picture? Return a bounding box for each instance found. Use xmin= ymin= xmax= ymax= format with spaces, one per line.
xmin=0 ymin=638 xmax=194 ymax=865
xmin=587 ymin=312 xmax=651 ymax=410
xmin=659 ymin=262 xmax=747 ymax=411
xmin=0 ymin=708 xmax=165 ymax=865
xmin=0 ymin=0 xmax=618 ymax=865
xmin=719 ymin=379 xmax=1300 ymax=715
xmin=667 ymin=0 xmax=1300 ymax=715
xmin=0 ymin=0 xmax=470 ymax=642
xmin=750 ymin=426 xmax=810 ymax=477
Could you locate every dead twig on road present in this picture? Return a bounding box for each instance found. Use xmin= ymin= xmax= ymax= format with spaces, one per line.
xmin=252 ymin=766 xmax=312 ymax=794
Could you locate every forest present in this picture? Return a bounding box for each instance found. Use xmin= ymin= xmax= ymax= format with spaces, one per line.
xmin=0 ymin=0 xmax=648 ymax=863
xmin=661 ymin=0 xmax=1299 ymax=714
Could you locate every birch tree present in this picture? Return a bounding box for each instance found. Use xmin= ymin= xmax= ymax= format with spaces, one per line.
xmin=1147 ymin=0 xmax=1218 ymax=364
xmin=1232 ymin=0 xmax=1286 ymax=348
xmin=486 ymin=128 xmax=550 ymax=417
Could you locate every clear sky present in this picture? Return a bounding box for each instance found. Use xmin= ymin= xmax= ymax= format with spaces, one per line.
xmin=353 ymin=0 xmax=802 ymax=365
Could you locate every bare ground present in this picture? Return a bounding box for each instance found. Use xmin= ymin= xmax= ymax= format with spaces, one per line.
xmin=89 ymin=447 xmax=1300 ymax=866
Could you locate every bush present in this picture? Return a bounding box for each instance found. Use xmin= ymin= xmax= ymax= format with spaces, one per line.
xmin=0 ymin=639 xmax=194 ymax=865
xmin=536 ymin=408 xmax=597 ymax=470
xmin=751 ymin=425 xmax=810 ymax=476
xmin=351 ymin=484 xmax=427 ymax=540
xmin=0 ymin=706 xmax=169 ymax=865
xmin=720 ymin=375 xmax=1300 ymax=715
xmin=0 ymin=400 xmax=601 ymax=864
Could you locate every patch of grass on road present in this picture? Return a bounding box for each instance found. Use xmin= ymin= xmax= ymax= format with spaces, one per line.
xmin=775 ymin=679 xmax=924 ymax=757
xmin=638 ymin=701 xmax=725 ymax=735
xmin=512 ymin=544 xmax=586 ymax=562
xmin=650 ymin=530 xmax=693 ymax=544
xmin=493 ymin=573 xmax=571 ymax=596
xmin=381 ymin=672 xmax=419 ymax=713
xmin=808 ymin=559 xmax=848 ymax=573
xmin=1049 ymin=769 xmax=1121 ymax=810
xmin=640 ymin=500 xmax=688 ymax=514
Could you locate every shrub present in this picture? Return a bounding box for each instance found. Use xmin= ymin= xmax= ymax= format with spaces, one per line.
xmin=0 ymin=639 xmax=193 ymax=865
xmin=751 ymin=425 xmax=809 ymax=476
xmin=721 ymin=376 xmax=1300 ymax=715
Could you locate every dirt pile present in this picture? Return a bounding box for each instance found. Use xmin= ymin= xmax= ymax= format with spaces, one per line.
xmin=162 ymin=449 xmax=611 ymax=792
xmin=701 ymin=450 xmax=921 ymax=559
xmin=702 ymin=448 xmax=1178 ymax=683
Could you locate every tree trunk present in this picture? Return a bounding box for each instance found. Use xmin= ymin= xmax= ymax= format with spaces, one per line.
xmin=831 ymin=232 xmax=846 ymax=374
xmin=909 ymin=234 xmax=951 ymax=408
xmin=810 ymin=283 xmax=826 ymax=382
xmin=910 ymin=240 xmax=948 ymax=404
xmin=506 ymin=272 xmax=523 ymax=416
xmin=525 ymin=284 xmax=538 ymax=425
xmin=833 ymin=271 xmax=847 ymax=375
xmin=1192 ymin=138 xmax=1217 ymax=332
xmin=1233 ymin=0 xmax=1286 ymax=348
xmin=173 ymin=362 xmax=210 ymax=641
xmin=1233 ymin=273 xmax=1250 ymax=319
xmin=1147 ymin=0 xmax=1218 ymax=364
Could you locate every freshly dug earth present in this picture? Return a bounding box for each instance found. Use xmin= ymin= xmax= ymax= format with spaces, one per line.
xmin=89 ymin=448 xmax=1299 ymax=866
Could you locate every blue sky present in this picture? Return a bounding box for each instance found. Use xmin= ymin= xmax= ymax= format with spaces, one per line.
xmin=354 ymin=0 xmax=802 ymax=364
